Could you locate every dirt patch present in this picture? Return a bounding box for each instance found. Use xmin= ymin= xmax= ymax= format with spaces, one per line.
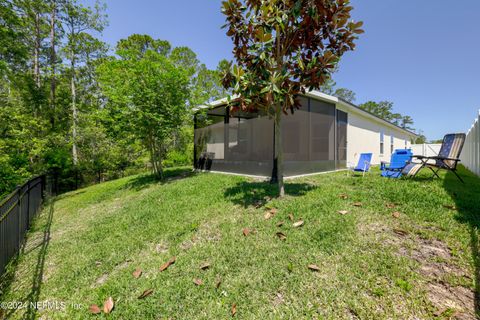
xmin=360 ymin=221 xmax=475 ymax=318
xmin=427 ymin=282 xmax=475 ymax=319
xmin=180 ymin=223 xmax=222 ymax=251
xmin=272 ymin=292 xmax=285 ymax=307
xmin=91 ymin=259 xmax=132 ymax=288
xmin=94 ymin=273 xmax=108 ymax=286
xmin=397 ymin=235 xmax=475 ymax=318
xmin=155 ymin=242 xmax=169 ymax=254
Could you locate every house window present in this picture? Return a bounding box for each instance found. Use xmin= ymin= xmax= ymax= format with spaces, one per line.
xmin=380 ymin=131 xmax=384 ymax=155
xmin=390 ymin=136 xmax=394 ymax=154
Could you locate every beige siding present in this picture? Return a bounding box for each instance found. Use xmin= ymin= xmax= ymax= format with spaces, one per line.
xmin=338 ymin=106 xmax=412 ymax=166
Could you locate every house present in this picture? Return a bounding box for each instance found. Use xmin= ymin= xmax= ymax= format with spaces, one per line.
xmin=194 ymin=90 xmax=418 ymax=178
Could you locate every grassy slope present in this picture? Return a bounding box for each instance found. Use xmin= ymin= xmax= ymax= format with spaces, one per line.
xmin=1 ymin=166 xmax=479 ymax=319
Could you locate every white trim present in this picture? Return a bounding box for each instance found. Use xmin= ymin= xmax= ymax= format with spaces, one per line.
xmin=200 ymin=169 xmax=346 ymax=180
xmin=205 ymin=170 xmax=269 ymax=180
xmin=303 ymin=90 xmax=339 ymax=104
xmin=284 ymin=169 xmax=347 ymax=180
xmin=193 ymin=95 xmax=239 ymax=112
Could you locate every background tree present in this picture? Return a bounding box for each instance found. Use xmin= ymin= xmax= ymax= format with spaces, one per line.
xmin=61 ymin=0 xmax=106 ymax=166
xmin=221 ymin=0 xmax=363 ymax=196
xmin=358 ymin=100 xmax=416 ymax=132
xmin=0 ymin=1 xmax=252 ymax=196
xmin=334 ymin=87 xmax=356 ymax=103
xmin=97 ymin=38 xmax=190 ymax=179
xmin=401 ymin=115 xmax=414 ymax=130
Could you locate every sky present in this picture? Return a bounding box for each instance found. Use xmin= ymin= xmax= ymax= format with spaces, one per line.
xmin=82 ymin=0 xmax=480 ymax=140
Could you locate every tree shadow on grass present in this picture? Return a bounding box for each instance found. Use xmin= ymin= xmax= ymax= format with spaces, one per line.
xmin=123 ymin=167 xmax=195 ymax=191
xmin=224 ymin=180 xmax=315 ymax=208
xmin=442 ymin=166 xmax=480 ymax=317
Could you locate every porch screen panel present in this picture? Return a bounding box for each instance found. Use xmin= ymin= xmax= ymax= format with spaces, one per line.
xmin=336 ymin=110 xmax=348 ymax=168
xmin=194 ymin=107 xmax=226 ymax=171
xmin=220 ymin=111 xmax=274 ymax=176
xmin=283 ymin=97 xmax=336 ymax=176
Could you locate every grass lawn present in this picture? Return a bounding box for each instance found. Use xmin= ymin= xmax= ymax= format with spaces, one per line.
xmin=1 ymin=166 xmax=479 ymax=319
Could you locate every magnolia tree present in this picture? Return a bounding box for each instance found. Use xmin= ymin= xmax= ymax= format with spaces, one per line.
xmin=221 ymin=0 xmax=363 ymax=196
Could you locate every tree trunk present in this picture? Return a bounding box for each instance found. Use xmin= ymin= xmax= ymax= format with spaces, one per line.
xmin=34 ymin=12 xmax=41 ymax=89
xmin=274 ymin=107 xmax=285 ymax=197
xmin=157 ymin=142 xmax=164 ymax=180
xmin=71 ymin=55 xmax=78 ymax=166
xmin=151 ymin=138 xmax=164 ymax=180
xmin=148 ymin=133 xmax=159 ymax=177
xmin=50 ymin=0 xmax=56 ymax=129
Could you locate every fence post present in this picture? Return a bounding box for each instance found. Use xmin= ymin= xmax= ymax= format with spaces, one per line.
xmin=16 ymin=186 xmax=21 ymax=254
xmin=26 ymin=180 xmax=30 ymax=229
xmin=477 ymin=111 xmax=480 ymax=175
xmin=41 ymin=175 xmax=46 ymax=200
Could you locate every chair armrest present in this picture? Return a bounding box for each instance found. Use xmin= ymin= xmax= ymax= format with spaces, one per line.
xmin=413 ymin=155 xmax=427 ymax=159
xmin=428 ymin=156 xmax=461 ymax=162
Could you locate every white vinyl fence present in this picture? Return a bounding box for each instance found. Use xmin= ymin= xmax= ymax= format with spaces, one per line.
xmin=411 ymin=143 xmax=442 ymax=157
xmin=460 ymin=110 xmax=480 ymax=176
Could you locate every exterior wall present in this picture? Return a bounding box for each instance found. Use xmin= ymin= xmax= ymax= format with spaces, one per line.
xmin=195 ymin=92 xmax=417 ymax=176
xmin=339 ymin=106 xmax=412 ymax=166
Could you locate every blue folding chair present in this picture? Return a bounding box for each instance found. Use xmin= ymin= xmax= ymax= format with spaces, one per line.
xmin=350 ymin=153 xmax=373 ymax=177
xmin=380 ymin=149 xmax=413 ymax=178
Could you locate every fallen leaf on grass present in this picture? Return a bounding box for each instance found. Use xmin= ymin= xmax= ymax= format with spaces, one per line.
xmin=193 ymin=278 xmax=203 ymax=286
xmin=338 ymin=210 xmax=349 ymax=215
xmin=264 ymin=208 xmax=277 ymax=220
xmin=393 ymin=228 xmax=408 ymax=236
xmin=159 ymin=256 xmax=176 ymax=272
xmin=276 ymin=232 xmax=287 ymax=241
xmin=242 ymin=228 xmax=250 ymax=236
xmin=89 ymin=304 xmax=101 ymax=314
xmin=392 ymin=211 xmax=401 ymax=218
xmin=386 ymin=203 xmax=396 ymax=209
xmin=132 ymin=268 xmax=142 ymax=279
xmin=288 ymin=213 xmax=294 ymax=221
xmin=308 ymin=264 xmax=321 ymax=271
xmin=352 ymin=202 xmax=362 ymax=207
xmin=199 ymin=262 xmax=211 ymax=270
xmin=138 ymin=289 xmax=153 ymax=299
xmin=253 ymin=200 xmax=263 ymax=208
xmin=293 ymin=220 xmax=304 ymax=228
xmin=231 ymin=303 xmax=237 ymax=317
xmin=215 ymin=277 xmax=222 ymax=289
xmin=442 ymin=204 xmax=457 ymax=210
xmin=339 ymin=193 xmax=348 ymax=200
xmin=103 ymin=297 xmax=114 ymax=314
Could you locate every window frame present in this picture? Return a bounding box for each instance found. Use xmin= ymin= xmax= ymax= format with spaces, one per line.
xmin=380 ymin=131 xmax=385 ymax=155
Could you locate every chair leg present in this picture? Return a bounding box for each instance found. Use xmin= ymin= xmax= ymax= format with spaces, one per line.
xmin=427 ymin=166 xmax=441 ymax=179
xmin=452 ymin=170 xmax=465 ymax=183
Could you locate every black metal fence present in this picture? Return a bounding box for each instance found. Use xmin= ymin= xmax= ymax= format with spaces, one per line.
xmin=0 ymin=175 xmax=46 ymax=275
